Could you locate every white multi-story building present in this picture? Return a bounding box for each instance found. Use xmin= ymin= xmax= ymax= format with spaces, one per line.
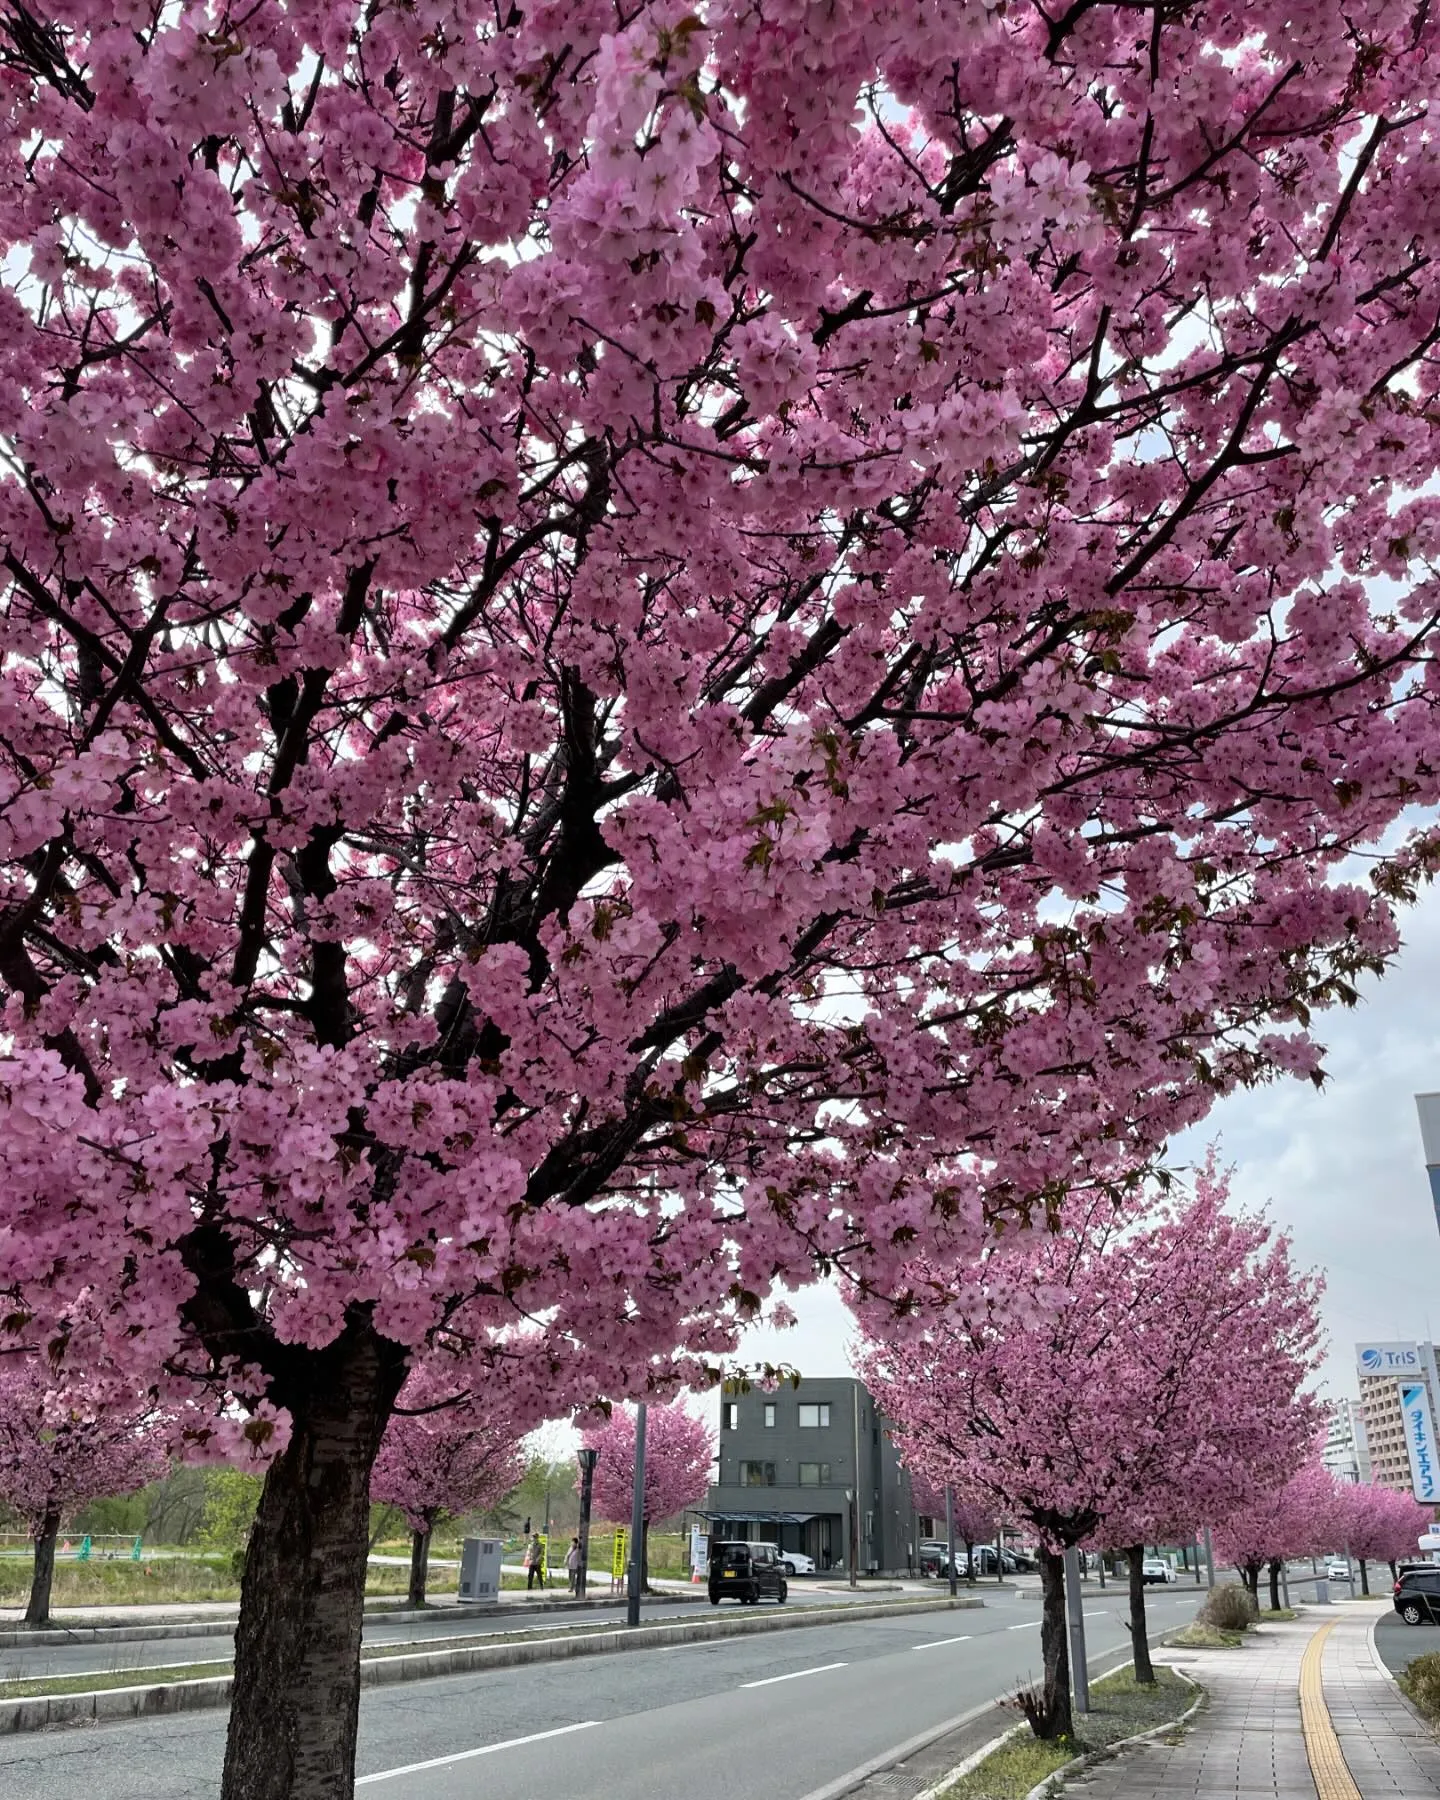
xmin=1322 ymin=1400 xmax=1367 ymax=1484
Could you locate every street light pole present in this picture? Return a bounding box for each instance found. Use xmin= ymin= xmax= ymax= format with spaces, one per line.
xmin=1203 ymin=1526 xmax=1216 ymax=1590
xmin=627 ymin=1403 xmax=648 ymax=1628
xmin=576 ymin=1448 xmax=598 ymax=1601
xmin=945 ymin=1485 xmax=958 ymax=1598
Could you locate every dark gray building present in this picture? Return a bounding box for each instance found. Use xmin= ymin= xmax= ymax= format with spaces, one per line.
xmin=699 ymin=1377 xmax=918 ymax=1575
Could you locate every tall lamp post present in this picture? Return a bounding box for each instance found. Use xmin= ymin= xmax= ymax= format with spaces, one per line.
xmin=576 ymin=1448 xmax=598 ymax=1601
xmin=627 ymin=1402 xmax=648 ymax=1628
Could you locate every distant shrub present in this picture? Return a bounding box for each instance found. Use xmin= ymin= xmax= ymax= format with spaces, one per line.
xmin=1200 ymin=1583 xmax=1257 ymax=1631
xmin=1401 ymin=1652 xmax=1440 ymax=1720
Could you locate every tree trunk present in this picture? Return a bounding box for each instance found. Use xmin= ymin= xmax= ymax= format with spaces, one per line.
xmin=1124 ymin=1545 xmax=1154 ymax=1685
xmin=220 ymin=1321 xmax=408 ymax=1800
xmin=963 ymin=1536 xmax=976 ymax=1584
xmin=25 ymin=1510 xmax=61 ymax=1628
xmin=1358 ymin=1559 xmax=1370 ymax=1597
xmin=1389 ymin=1558 xmax=1399 ymax=1581
xmin=1267 ymin=1558 xmax=1281 ymax=1613
xmin=1024 ymin=1548 xmax=1073 ymax=1741
xmin=1242 ymin=1561 xmax=1261 ymax=1601
xmin=408 ymin=1526 xmax=432 ymax=1609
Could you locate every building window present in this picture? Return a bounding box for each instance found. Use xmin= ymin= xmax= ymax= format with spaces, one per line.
xmin=723 ymin=1402 xmax=738 ymax=1430
xmin=740 ymin=1461 xmax=776 ymax=1487
xmin=798 ymin=1462 xmax=831 ymax=1486
xmin=764 ymin=1403 xmax=776 ymax=1429
xmin=798 ymin=1403 xmax=831 ymax=1429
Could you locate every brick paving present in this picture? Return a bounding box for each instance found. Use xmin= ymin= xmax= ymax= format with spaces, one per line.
xmin=1323 ymin=1604 xmax=1440 ymax=1796
xmin=1065 ymin=1603 xmax=1440 ymax=1800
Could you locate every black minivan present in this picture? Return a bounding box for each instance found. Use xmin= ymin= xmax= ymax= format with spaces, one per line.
xmin=708 ymin=1540 xmax=789 ymax=1606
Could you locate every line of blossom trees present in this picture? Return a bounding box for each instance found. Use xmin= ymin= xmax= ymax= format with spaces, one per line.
xmin=858 ymin=1163 xmax=1325 ymax=1739
xmin=7 ymin=0 xmax=1440 ymax=1792
xmin=1214 ymin=1461 xmax=1432 ymax=1607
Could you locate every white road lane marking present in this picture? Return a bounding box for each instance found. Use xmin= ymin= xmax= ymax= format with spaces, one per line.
xmin=355 ymin=1721 xmax=600 ymax=1785
xmin=911 ymin=1634 xmax=974 ymax=1649
xmin=741 ymin=1660 xmax=848 ymax=1688
xmin=1006 ymin=1622 xmax=1036 ymax=1630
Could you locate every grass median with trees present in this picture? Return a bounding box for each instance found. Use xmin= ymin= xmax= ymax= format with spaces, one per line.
xmin=940 ymin=1666 xmax=1198 ymax=1800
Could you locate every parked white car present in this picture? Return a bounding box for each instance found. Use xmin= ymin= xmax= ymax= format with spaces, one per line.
xmin=778 ymin=1550 xmax=816 ymax=1576
xmin=1326 ymin=1559 xmax=1351 ymax=1582
xmin=1140 ymin=1556 xmax=1174 ymax=1585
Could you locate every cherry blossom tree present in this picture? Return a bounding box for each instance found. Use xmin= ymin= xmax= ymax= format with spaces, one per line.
xmin=1213 ymin=1459 xmax=1341 ymax=1608
xmin=1333 ymin=1482 xmax=1432 ymax=1594
xmin=908 ymin=1469 xmax=996 ymax=1581
xmin=0 ymin=1359 xmax=168 ymax=1627
xmin=370 ymin=1361 xmax=528 ymax=1607
xmin=858 ymin=1175 xmax=1321 ymax=1732
xmin=581 ymin=1401 xmax=714 ymax=1588
xmin=4 ymin=1 xmax=1440 ymax=1793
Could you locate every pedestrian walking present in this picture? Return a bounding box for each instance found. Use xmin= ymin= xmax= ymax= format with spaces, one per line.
xmin=525 ymin=1532 xmax=545 ymax=1590
xmin=566 ymin=1536 xmax=581 ymax=1594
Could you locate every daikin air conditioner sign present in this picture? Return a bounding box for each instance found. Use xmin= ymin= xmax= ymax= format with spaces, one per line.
xmin=1400 ymin=1380 xmax=1440 ymax=1504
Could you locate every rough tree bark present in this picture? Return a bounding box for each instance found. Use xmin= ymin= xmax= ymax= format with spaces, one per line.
xmin=1241 ymin=1561 xmax=1261 ymax=1602
xmin=1358 ymin=1559 xmax=1370 ymax=1596
xmin=1024 ymin=1549 xmax=1074 ymax=1740
xmin=220 ymin=1320 xmax=408 ymax=1800
xmin=25 ymin=1509 xmax=60 ymax=1628
xmin=1267 ymin=1558 xmax=1282 ymax=1613
xmin=1124 ymin=1545 xmax=1154 ymax=1684
xmin=408 ymin=1525 xmax=432 ymax=1609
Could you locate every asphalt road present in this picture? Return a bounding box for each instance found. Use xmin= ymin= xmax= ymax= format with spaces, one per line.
xmin=0 ymin=1582 xmax=1204 ymax=1799
xmin=1372 ymin=1608 xmax=1437 ymax=1677
xmin=0 ymin=1587 xmax=873 ymax=1683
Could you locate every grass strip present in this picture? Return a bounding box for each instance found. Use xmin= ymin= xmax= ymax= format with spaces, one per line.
xmin=938 ymin=1665 xmax=1197 ymax=1800
xmin=0 ymin=1662 xmax=232 ymax=1701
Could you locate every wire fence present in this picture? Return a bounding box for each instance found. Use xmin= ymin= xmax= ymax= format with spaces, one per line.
xmin=0 ymin=1531 xmax=144 ymax=1561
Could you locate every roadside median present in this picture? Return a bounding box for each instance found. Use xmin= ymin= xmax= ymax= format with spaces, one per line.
xmin=0 ymin=1593 xmax=983 ymax=1736
xmin=0 ymin=1588 xmax=701 ymax=1652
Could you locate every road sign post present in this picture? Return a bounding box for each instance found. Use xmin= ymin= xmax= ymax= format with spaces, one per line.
xmin=945 ymin=1485 xmax=958 ymax=1597
xmin=1063 ymin=1545 xmax=1090 ymax=1714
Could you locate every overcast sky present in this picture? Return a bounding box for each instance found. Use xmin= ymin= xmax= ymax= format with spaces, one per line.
xmin=735 ymin=881 xmax=1440 ymax=1413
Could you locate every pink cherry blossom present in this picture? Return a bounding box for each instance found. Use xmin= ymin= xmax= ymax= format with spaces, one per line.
xmin=0 ymin=0 xmax=1438 ymax=1789
xmin=580 ymin=1400 xmax=714 ymax=1586
xmin=370 ymin=1360 xmax=528 ymax=1607
xmin=857 ymin=1163 xmax=1322 ymax=1731
xmin=0 ymin=1357 xmax=168 ymax=1627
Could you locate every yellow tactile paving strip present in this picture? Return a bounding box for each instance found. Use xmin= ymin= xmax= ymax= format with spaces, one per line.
xmin=1299 ymin=1618 xmax=1363 ymax=1800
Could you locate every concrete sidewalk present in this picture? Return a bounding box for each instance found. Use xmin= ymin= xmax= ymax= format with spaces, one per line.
xmin=1068 ymin=1601 xmax=1440 ymax=1800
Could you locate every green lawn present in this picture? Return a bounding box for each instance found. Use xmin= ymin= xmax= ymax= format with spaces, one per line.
xmin=0 ymin=1553 xmax=418 ymax=1611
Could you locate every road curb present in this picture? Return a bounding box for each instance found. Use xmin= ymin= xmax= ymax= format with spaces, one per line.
xmin=0 ymin=1594 xmax=983 ymax=1735
xmin=0 ymin=1591 xmax=702 ymax=1652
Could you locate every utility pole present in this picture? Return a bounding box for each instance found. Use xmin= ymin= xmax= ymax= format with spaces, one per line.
xmin=1203 ymin=1526 xmax=1216 ymax=1589
xmin=1063 ymin=1545 xmax=1090 ymax=1714
xmin=850 ymin=1385 xmax=861 ymax=1586
xmin=945 ymin=1485 xmax=958 ymax=1598
xmin=576 ymin=1448 xmax=598 ymax=1600
xmin=627 ymin=1403 xmax=647 ymax=1627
